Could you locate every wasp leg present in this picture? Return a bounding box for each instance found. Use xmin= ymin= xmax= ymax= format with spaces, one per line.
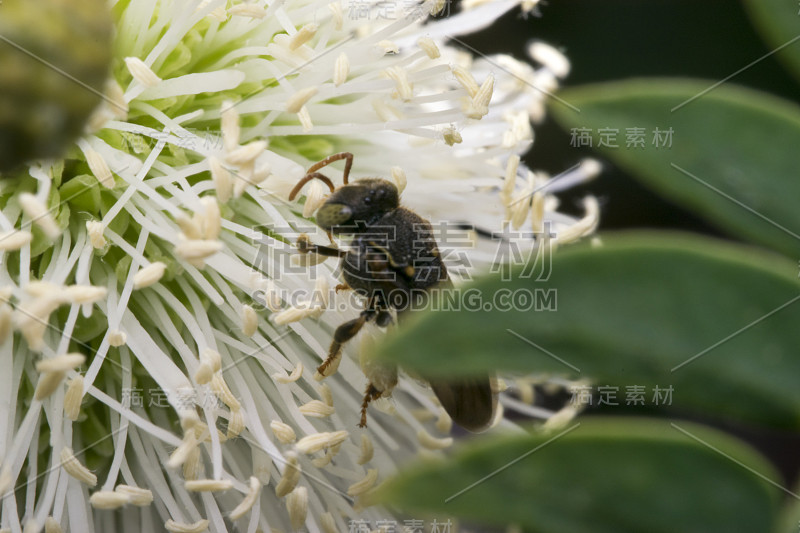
xmin=297 ymin=234 xmax=347 ymax=258
xmin=358 ymin=383 xmax=383 ymax=428
xmin=306 ymin=152 xmax=354 ymax=184
xmin=375 ymin=309 xmax=393 ymax=327
xmin=317 ymin=309 xmax=376 ymax=376
xmin=334 ymin=283 xmax=351 ymax=293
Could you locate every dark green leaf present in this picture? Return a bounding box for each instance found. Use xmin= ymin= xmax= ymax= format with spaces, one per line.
xmin=376 ymin=418 xmax=781 ymax=533
xmin=376 ymin=233 xmax=800 ymax=428
xmin=551 ymin=80 xmax=800 ymax=257
xmin=743 ymin=0 xmax=800 ymax=83
xmin=776 ymin=478 xmax=800 ymax=533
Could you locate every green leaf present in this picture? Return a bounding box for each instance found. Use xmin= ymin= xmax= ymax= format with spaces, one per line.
xmin=60 ymin=174 xmax=103 ymax=214
xmin=551 ymin=80 xmax=800 ymax=257
xmin=376 ymin=418 xmax=780 ymax=533
xmin=29 ymin=188 xmax=70 ymax=258
xmin=62 ymin=305 xmax=107 ymax=343
xmin=742 ymin=0 xmax=800 ymax=83
xmin=376 ymin=233 xmax=800 ymax=429
xmin=776 ymin=477 xmax=800 ymax=533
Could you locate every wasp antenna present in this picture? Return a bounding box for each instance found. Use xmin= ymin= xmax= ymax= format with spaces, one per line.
xmin=288 ymin=172 xmax=336 ymax=201
xmin=306 ymin=152 xmax=354 ymax=185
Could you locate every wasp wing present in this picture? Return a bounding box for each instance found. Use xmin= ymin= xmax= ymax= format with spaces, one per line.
xmin=429 ymin=376 xmax=496 ymax=433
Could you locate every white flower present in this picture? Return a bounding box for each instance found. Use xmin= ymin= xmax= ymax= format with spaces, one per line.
xmin=0 ymin=0 xmax=598 ymax=531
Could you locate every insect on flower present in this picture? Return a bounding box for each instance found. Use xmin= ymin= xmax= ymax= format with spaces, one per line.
xmin=289 ymin=152 xmax=497 ymax=431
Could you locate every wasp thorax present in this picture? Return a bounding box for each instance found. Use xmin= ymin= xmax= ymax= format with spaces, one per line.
xmin=316 ymin=178 xmax=399 ymax=233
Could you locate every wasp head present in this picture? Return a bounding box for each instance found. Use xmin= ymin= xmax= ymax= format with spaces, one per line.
xmin=316 ymin=178 xmax=399 ymax=234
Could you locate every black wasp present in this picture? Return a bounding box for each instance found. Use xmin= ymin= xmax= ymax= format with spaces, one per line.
xmin=289 ymin=152 xmax=496 ymax=431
